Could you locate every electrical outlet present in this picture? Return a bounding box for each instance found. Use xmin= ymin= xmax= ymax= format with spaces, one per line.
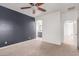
xmin=5 ymin=41 xmax=8 ymax=44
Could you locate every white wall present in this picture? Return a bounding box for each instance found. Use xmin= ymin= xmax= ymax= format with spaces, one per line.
xmin=36 ymin=9 xmax=77 ymax=46
xmin=42 ymin=11 xmax=63 ymax=45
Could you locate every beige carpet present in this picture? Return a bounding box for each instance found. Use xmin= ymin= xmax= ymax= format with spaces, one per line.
xmin=0 ymin=39 xmax=79 ymax=56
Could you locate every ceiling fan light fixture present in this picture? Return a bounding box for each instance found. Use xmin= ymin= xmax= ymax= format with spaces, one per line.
xmin=20 ymin=3 xmax=46 ymax=14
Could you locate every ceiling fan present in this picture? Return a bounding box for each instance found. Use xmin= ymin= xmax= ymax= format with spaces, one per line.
xmin=20 ymin=3 xmax=46 ymax=14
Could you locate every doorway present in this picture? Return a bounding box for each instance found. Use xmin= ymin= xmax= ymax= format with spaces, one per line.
xmin=36 ymin=20 xmax=43 ymax=40
xmin=64 ymin=20 xmax=77 ymax=48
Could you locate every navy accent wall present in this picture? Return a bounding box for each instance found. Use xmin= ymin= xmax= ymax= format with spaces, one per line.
xmin=0 ymin=6 xmax=36 ymax=47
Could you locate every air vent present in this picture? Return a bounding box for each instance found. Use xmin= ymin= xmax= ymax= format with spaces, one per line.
xmin=68 ymin=6 xmax=75 ymax=11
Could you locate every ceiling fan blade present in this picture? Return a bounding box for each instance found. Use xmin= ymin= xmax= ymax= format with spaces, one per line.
xmin=29 ymin=3 xmax=34 ymax=6
xmin=35 ymin=3 xmax=44 ymax=6
xmin=21 ymin=7 xmax=31 ymax=9
xmin=38 ymin=7 xmax=46 ymax=12
xmin=33 ymin=9 xmax=35 ymax=14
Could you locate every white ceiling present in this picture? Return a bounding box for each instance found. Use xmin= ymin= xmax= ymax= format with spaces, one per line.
xmin=0 ymin=3 xmax=79 ymax=17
